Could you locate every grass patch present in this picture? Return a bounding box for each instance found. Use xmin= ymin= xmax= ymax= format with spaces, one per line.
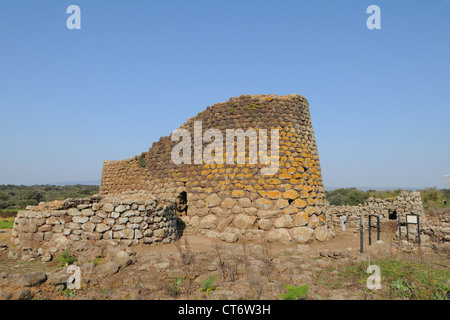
xmin=279 ymin=284 xmax=310 ymax=300
xmin=338 ymin=259 xmax=450 ymax=300
xmin=0 ymin=217 xmax=14 ymax=229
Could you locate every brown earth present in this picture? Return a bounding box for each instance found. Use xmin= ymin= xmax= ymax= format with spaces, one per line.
xmin=0 ymin=227 xmax=448 ymax=300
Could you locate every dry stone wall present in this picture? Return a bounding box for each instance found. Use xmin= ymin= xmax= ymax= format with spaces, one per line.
xmin=328 ymin=191 xmax=424 ymax=228
xmin=99 ymin=94 xmax=331 ymax=243
xmin=11 ymin=196 xmax=178 ymax=247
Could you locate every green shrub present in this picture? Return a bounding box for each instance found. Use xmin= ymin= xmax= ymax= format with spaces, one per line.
xmin=167 ymin=277 xmax=184 ymax=297
xmin=56 ymin=250 xmax=77 ymax=266
xmin=139 ymin=154 xmax=146 ymax=168
xmin=200 ymin=275 xmax=217 ymax=295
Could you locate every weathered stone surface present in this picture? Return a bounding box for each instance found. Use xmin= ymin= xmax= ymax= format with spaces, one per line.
xmin=291 ymin=227 xmax=314 ymax=243
xmin=110 ymin=212 xmax=120 ymax=219
xmin=283 ymin=189 xmax=299 ymax=200
xmin=267 ymin=190 xmax=282 ymax=200
xmin=258 ymin=219 xmax=272 ymax=231
xmin=200 ymin=215 xmax=218 ymax=229
xmin=102 ymin=203 xmax=115 ymax=213
xmin=221 ymin=198 xmax=235 ymax=209
xmin=98 ymin=261 xmax=120 ymax=275
xmin=114 ymin=250 xmax=133 ymax=268
xmin=18 ymin=290 xmax=32 ymax=300
xmin=153 ymin=229 xmax=165 ymax=238
xmin=221 ymin=233 xmax=239 ymax=243
xmin=72 ymin=216 xmax=89 ymax=224
xmin=115 ymin=205 xmax=127 ymax=213
xmin=274 ymin=215 xmax=294 ymax=228
xmin=314 ymin=225 xmax=328 ymax=241
xmin=96 ymin=224 xmax=111 ymax=233
xmin=233 ymin=214 xmax=256 ymax=229
xmin=267 ymin=229 xmax=291 ymax=244
xmin=42 ymin=252 xmax=53 ymax=262
xmin=257 ymin=210 xmax=278 ymax=219
xmin=206 ymin=194 xmax=221 ymax=207
xmin=119 ymin=228 xmax=134 ymax=239
xmin=283 ymin=205 xmax=299 ymax=215
xmin=255 ymin=198 xmax=273 ymax=210
xmin=275 ymin=199 xmax=289 ymax=210
xmin=17 ymin=272 xmax=47 ymax=287
xmin=48 ymin=273 xmax=68 ymax=285
xmin=238 ymin=198 xmax=252 ymax=208
xmin=293 ymin=212 xmax=309 ymax=227
xmin=81 ymin=222 xmax=96 ymax=233
xmin=0 ymin=290 xmax=11 ymax=300
xmin=68 ymin=208 xmax=81 ymax=216
xmin=308 ymin=215 xmax=320 ymax=228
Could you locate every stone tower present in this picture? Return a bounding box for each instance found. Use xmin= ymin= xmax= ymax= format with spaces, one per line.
xmin=100 ymin=94 xmax=330 ymax=243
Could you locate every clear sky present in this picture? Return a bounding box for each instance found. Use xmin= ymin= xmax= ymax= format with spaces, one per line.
xmin=0 ymin=0 xmax=449 ymax=189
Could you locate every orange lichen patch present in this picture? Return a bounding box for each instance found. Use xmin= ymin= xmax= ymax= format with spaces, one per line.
xmin=267 ymin=190 xmax=282 ymax=200
xmin=283 ymin=189 xmax=299 ymax=200
xmin=293 ymin=199 xmax=308 ymax=209
xmin=231 ymin=190 xmax=245 ymax=198
xmin=294 ymin=212 xmax=308 ymax=226
xmin=307 ymin=198 xmax=316 ymax=205
xmin=275 ymin=199 xmax=290 ymax=210
xmin=244 ymin=185 xmax=255 ymax=192
xmin=267 ymin=178 xmax=281 ymax=185
xmin=278 ymin=173 xmax=292 ymax=180
xmin=257 ymin=190 xmax=267 ymax=197
xmin=287 ymin=167 xmax=297 ymax=174
xmin=283 ymin=205 xmax=299 ymax=215
xmin=299 ymin=191 xmax=309 ymax=199
xmin=293 ymin=172 xmax=303 ymax=179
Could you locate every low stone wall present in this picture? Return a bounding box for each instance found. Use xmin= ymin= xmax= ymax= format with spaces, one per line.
xmin=327 ymin=191 xmax=424 ymax=228
xmin=11 ymin=196 xmax=178 ymax=247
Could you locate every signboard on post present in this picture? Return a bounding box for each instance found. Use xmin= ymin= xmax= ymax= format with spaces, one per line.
xmin=404 ymin=213 xmax=421 ymax=244
xmin=406 ymin=214 xmax=418 ymax=224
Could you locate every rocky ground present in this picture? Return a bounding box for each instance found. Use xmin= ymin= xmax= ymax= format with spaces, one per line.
xmin=0 ymin=228 xmax=448 ymax=300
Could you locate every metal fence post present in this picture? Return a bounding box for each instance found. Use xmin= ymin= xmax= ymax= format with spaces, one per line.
xmin=360 ymin=215 xmax=364 ymax=253
xmin=398 ymin=214 xmax=402 ymax=244
xmin=417 ymin=215 xmax=421 ymax=245
xmin=368 ymin=215 xmax=372 ymax=246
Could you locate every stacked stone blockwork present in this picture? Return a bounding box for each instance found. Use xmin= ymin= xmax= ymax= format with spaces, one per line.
xmin=11 ymin=196 xmax=178 ymax=247
xmin=99 ymin=94 xmax=331 ymax=244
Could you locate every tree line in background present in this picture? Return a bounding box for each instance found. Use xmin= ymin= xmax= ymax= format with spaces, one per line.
xmin=326 ymin=187 xmax=450 ymax=210
xmin=0 ymin=185 xmax=448 ymax=212
xmin=0 ymin=185 xmax=99 ymax=210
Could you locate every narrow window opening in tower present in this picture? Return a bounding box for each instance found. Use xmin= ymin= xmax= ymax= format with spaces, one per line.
xmin=177 ymin=191 xmax=188 ymax=216
xmin=388 ymin=209 xmax=397 ymax=220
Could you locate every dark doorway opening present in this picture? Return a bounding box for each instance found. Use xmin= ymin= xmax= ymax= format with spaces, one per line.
xmin=389 ymin=209 xmax=397 ymax=220
xmin=176 ymin=191 xmax=188 ymax=216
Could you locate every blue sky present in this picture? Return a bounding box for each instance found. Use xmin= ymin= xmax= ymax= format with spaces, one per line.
xmin=0 ymin=0 xmax=449 ymax=189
